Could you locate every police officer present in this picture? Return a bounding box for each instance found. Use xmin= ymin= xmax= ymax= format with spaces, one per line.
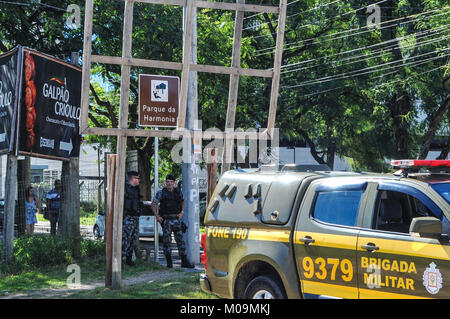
xmin=122 ymin=170 xmax=142 ymax=266
xmin=152 ymin=174 xmax=194 ymax=269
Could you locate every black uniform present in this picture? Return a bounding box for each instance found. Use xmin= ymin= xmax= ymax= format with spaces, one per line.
xmin=122 ymin=181 xmax=141 ymax=263
xmin=154 ymin=187 xmax=193 ymax=268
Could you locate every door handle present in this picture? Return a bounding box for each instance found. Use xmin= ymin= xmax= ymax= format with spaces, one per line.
xmin=300 ymin=236 xmax=315 ymax=245
xmin=361 ymin=243 xmax=379 ymax=252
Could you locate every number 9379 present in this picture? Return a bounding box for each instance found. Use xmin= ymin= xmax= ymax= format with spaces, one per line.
xmin=301 ymin=257 xmax=354 ymax=282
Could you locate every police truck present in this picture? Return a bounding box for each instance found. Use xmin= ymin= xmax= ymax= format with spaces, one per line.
xmin=200 ymin=160 xmax=450 ymax=299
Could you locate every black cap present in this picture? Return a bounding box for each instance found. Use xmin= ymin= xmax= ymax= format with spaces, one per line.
xmin=127 ymin=171 xmax=139 ymax=178
xmin=166 ymin=174 xmax=175 ymax=181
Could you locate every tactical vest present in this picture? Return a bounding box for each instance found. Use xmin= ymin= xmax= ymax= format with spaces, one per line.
xmin=159 ymin=187 xmax=182 ymax=216
xmin=124 ymin=182 xmax=141 ymax=217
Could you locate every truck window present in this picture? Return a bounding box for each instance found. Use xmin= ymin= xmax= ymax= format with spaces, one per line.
xmin=431 ymin=182 xmax=450 ymax=204
xmin=313 ymin=190 xmax=362 ymax=227
xmin=372 ymin=190 xmax=437 ymax=234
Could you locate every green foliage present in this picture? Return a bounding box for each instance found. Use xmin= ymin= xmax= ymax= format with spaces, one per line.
xmin=3 ymin=235 xmax=105 ymax=274
xmin=6 ymin=236 xmax=72 ymax=273
xmin=80 ymin=239 xmax=106 ymax=259
xmin=1 ymin=0 xmax=448 ymax=172
xmin=80 ymin=201 xmax=98 ymax=217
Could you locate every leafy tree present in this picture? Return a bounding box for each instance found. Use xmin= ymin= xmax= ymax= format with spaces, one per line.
xmin=1 ymin=0 xmax=448 ymax=176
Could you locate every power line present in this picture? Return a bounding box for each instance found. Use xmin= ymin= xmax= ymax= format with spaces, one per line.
xmin=280 ymin=24 xmax=450 ymax=70
xmin=281 ymin=48 xmax=450 ymax=89
xmin=280 ymin=64 xmax=447 ymax=100
xmin=0 ymin=0 xmax=66 ymax=12
xmin=372 ymin=64 xmax=447 ymax=89
xmin=244 ymin=0 xmax=388 ymax=36
xmin=242 ymin=0 xmax=342 ymax=25
xmin=284 ymin=8 xmax=449 ymax=49
xmin=281 ymin=31 xmax=450 ymax=74
xmin=243 ymin=0 xmax=373 ymax=32
xmin=282 ymin=50 xmax=450 ymax=89
xmin=285 ymin=0 xmax=386 ymax=22
xmin=254 ymin=8 xmax=449 ymax=56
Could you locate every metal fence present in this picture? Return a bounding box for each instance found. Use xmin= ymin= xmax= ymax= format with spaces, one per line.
xmin=0 ymin=178 xmax=105 ymax=239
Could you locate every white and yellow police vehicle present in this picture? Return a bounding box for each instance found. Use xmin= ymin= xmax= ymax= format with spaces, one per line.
xmin=200 ymin=160 xmax=450 ymax=299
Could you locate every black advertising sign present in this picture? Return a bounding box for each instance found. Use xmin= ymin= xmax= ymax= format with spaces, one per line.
xmin=0 ymin=47 xmax=20 ymax=154
xmin=17 ymin=48 xmax=81 ymax=160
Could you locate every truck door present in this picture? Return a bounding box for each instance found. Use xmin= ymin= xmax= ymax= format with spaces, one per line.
xmin=357 ymin=182 xmax=450 ymax=298
xmin=294 ymin=179 xmax=369 ymax=299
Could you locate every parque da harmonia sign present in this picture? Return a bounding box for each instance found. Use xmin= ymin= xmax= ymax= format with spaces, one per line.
xmin=0 ymin=46 xmax=81 ymax=161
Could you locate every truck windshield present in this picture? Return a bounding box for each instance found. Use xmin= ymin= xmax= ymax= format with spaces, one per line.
xmin=431 ymin=183 xmax=450 ymax=204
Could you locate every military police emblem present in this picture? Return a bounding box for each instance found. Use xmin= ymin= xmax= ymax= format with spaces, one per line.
xmin=422 ymin=262 xmax=443 ymax=295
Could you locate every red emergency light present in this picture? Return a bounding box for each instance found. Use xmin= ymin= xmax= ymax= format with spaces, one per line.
xmin=200 ymin=233 xmax=207 ymax=269
xmin=391 ymin=159 xmax=450 ymax=168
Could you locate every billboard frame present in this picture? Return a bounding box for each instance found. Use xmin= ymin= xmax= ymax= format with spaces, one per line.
xmin=15 ymin=47 xmax=82 ymax=162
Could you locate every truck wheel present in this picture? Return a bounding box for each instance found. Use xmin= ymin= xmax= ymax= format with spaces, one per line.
xmin=243 ymin=275 xmax=285 ymax=299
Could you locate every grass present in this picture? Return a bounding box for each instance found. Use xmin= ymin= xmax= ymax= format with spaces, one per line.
xmin=65 ymin=271 xmax=217 ymax=299
xmin=0 ymin=236 xmax=216 ymax=299
xmin=36 ymin=212 xmax=96 ymax=226
xmin=0 ymin=217 xmax=213 ymax=299
xmin=0 ymin=259 xmax=217 ymax=299
xmin=0 ymin=255 xmax=158 ymax=295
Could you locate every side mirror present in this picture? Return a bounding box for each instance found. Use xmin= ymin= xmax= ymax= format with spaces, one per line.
xmin=409 ymin=217 xmax=442 ymax=238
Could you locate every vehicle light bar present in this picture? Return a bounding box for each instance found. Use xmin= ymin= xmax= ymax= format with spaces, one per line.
xmin=391 ymin=159 xmax=450 ymax=168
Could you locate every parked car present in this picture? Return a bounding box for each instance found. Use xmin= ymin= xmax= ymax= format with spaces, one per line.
xmin=93 ymin=210 xmax=105 ymax=239
xmin=93 ymin=201 xmax=162 ymax=239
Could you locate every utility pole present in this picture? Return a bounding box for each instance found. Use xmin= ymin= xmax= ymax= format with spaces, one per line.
xmin=153 ymin=128 xmax=159 ymax=262
xmin=2 ymin=46 xmax=22 ymax=266
xmin=181 ymin=4 xmax=200 ymax=265
xmin=2 ymin=154 xmax=17 ymax=266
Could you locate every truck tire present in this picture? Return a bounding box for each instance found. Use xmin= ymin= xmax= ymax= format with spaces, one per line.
xmin=243 ymin=275 xmax=285 ymax=299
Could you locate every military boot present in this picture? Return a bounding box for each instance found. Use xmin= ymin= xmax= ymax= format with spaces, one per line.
xmin=181 ymin=254 xmax=195 ymax=268
xmin=165 ymin=253 xmax=173 ymax=268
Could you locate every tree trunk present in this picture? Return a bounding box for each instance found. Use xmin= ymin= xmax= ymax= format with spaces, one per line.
xmin=126 ymin=137 xmax=153 ymax=201
xmin=382 ymin=2 xmax=413 ymax=159
xmin=326 ymin=143 xmax=336 ymax=171
xmin=298 ymin=129 xmax=327 ymax=165
xmin=388 ymin=92 xmax=412 ymax=158
xmin=437 ymin=136 xmax=450 ymax=160
xmin=418 ymin=96 xmax=450 ymax=159
xmin=17 ymin=157 xmax=30 ymax=236
xmin=137 ymin=146 xmax=152 ymax=201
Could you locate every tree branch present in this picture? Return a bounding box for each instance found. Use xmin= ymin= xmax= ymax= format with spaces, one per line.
xmin=89 ymin=83 xmax=118 ymax=128
xmin=282 ymin=22 xmax=334 ymax=61
xmin=88 ymin=113 xmax=103 ymax=128
xmin=0 ymin=40 xmax=9 ymax=53
xmin=418 ymin=95 xmax=450 ymax=159
xmin=297 ymin=128 xmax=326 ymax=164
